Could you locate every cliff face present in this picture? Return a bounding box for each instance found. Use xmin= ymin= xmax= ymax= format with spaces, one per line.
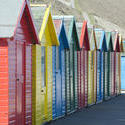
xmin=30 ymin=0 xmax=125 ymax=39
xmin=77 ymin=0 xmax=125 ymax=29
xmin=30 ymin=0 xmax=83 ymax=22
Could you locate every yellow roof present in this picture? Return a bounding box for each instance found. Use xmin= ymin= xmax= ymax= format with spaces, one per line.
xmin=31 ymin=4 xmax=59 ymax=46
xmin=88 ymin=27 xmax=97 ymax=50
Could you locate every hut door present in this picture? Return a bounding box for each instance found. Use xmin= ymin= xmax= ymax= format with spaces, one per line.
xmin=70 ymin=43 xmax=74 ymax=110
xmin=16 ymin=42 xmax=24 ymax=125
xmin=121 ymin=56 xmax=125 ymax=91
xmin=56 ymin=47 xmax=61 ymax=116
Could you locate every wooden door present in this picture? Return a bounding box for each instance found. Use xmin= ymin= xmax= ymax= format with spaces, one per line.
xmin=25 ymin=44 xmax=32 ymax=124
xmin=70 ymin=43 xmax=74 ymax=111
xmin=121 ymin=56 xmax=125 ymax=91
xmin=16 ymin=42 xmax=24 ymax=125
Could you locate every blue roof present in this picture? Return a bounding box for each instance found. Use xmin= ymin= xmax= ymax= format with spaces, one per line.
xmin=53 ymin=16 xmax=80 ymax=49
xmin=53 ymin=16 xmax=69 ymax=49
xmin=59 ymin=21 xmax=69 ymax=48
xmin=95 ymin=29 xmax=107 ymax=51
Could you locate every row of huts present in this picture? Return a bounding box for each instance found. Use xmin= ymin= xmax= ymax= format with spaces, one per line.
xmin=0 ymin=0 xmax=123 ymax=125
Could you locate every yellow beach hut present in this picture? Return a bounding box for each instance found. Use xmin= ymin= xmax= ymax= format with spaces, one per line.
xmin=118 ymin=34 xmax=123 ymax=94
xmin=88 ymin=27 xmax=97 ymax=105
xmin=31 ymin=4 xmax=59 ymax=125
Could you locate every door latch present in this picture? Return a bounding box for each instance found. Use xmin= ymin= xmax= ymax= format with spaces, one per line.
xmin=16 ymin=78 xmax=19 ymax=81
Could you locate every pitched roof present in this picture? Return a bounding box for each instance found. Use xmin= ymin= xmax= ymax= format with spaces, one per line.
xmin=95 ymin=29 xmax=107 ymax=51
xmin=119 ymin=34 xmax=124 ymax=52
xmin=79 ymin=21 xmax=90 ymax=50
xmin=30 ymin=4 xmax=47 ymax=35
xmin=53 ymin=15 xmax=79 ymax=49
xmin=31 ymin=4 xmax=59 ymax=46
xmin=52 ymin=15 xmax=72 ymax=39
xmin=88 ymin=27 xmax=97 ymax=50
xmin=71 ymin=18 xmax=80 ymax=50
xmin=0 ymin=0 xmax=25 ymax=38
xmin=53 ymin=19 xmax=62 ymax=36
xmin=63 ymin=16 xmax=73 ymax=41
xmin=112 ymin=31 xmax=120 ymax=52
xmin=105 ymin=32 xmax=113 ymax=51
xmin=53 ymin=17 xmax=69 ymax=48
xmin=76 ymin=22 xmax=82 ymax=45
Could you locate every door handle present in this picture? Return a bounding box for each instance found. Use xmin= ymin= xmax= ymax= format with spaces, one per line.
xmin=41 ymin=89 xmax=44 ymax=93
xmin=16 ymin=78 xmax=19 ymax=81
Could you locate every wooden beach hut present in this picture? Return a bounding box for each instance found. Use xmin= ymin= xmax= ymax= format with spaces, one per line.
xmin=31 ymin=4 xmax=59 ymax=124
xmin=0 ymin=0 xmax=39 ymax=124
xmin=52 ymin=17 xmax=69 ymax=119
xmin=121 ymin=41 xmax=125 ymax=92
xmin=105 ymin=32 xmax=113 ymax=99
xmin=77 ymin=21 xmax=90 ymax=108
xmin=112 ymin=32 xmax=120 ymax=96
xmin=95 ymin=29 xmax=107 ymax=103
xmin=88 ymin=27 xmax=97 ymax=105
xmin=118 ymin=34 xmax=123 ymax=94
xmin=63 ymin=16 xmax=80 ymax=114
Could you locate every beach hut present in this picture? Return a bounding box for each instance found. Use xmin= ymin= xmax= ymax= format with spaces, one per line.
xmin=103 ymin=33 xmax=108 ymax=101
xmin=112 ymin=32 xmax=120 ymax=96
xmin=31 ymin=4 xmax=59 ymax=124
xmin=88 ymin=27 xmax=97 ymax=105
xmin=0 ymin=0 xmax=39 ymax=124
xmin=77 ymin=21 xmax=90 ymax=108
xmin=62 ymin=16 xmax=80 ymax=114
xmin=121 ymin=41 xmax=125 ymax=92
xmin=95 ymin=29 xmax=107 ymax=103
xmin=76 ymin=23 xmax=84 ymax=108
xmin=121 ymin=55 xmax=125 ymax=92
xmin=118 ymin=34 xmax=123 ymax=94
xmin=52 ymin=17 xmax=69 ymax=119
xmin=105 ymin=32 xmax=113 ymax=99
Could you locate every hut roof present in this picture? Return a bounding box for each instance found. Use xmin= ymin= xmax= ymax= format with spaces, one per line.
xmin=79 ymin=21 xmax=90 ymax=50
xmin=31 ymin=4 xmax=59 ymax=46
xmin=53 ymin=17 xmax=69 ymax=48
xmin=0 ymin=0 xmax=24 ymax=38
xmin=88 ymin=27 xmax=97 ymax=50
xmin=53 ymin=15 xmax=80 ymax=49
xmin=105 ymin=32 xmax=113 ymax=51
xmin=95 ymin=29 xmax=107 ymax=51
xmin=112 ymin=31 xmax=120 ymax=52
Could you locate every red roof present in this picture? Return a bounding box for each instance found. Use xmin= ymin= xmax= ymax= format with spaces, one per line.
xmin=114 ymin=33 xmax=120 ymax=52
xmin=0 ymin=0 xmax=39 ymax=44
xmin=80 ymin=21 xmax=90 ymax=50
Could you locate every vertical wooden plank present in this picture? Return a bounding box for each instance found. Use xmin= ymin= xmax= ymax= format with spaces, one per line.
xmin=0 ymin=41 xmax=9 ymax=125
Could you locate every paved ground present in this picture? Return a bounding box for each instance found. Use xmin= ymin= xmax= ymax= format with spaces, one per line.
xmin=47 ymin=95 xmax=125 ymax=125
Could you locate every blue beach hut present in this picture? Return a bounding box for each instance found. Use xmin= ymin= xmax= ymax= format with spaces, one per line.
xmin=95 ymin=29 xmax=107 ymax=103
xmin=52 ymin=17 xmax=69 ymax=119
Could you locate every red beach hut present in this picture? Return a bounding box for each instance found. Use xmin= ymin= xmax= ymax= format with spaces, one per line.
xmin=0 ymin=0 xmax=39 ymax=125
xmin=77 ymin=21 xmax=90 ymax=108
xmin=112 ymin=32 xmax=120 ymax=96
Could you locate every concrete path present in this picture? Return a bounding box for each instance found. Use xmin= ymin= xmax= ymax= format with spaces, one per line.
xmin=47 ymin=95 xmax=125 ymax=125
